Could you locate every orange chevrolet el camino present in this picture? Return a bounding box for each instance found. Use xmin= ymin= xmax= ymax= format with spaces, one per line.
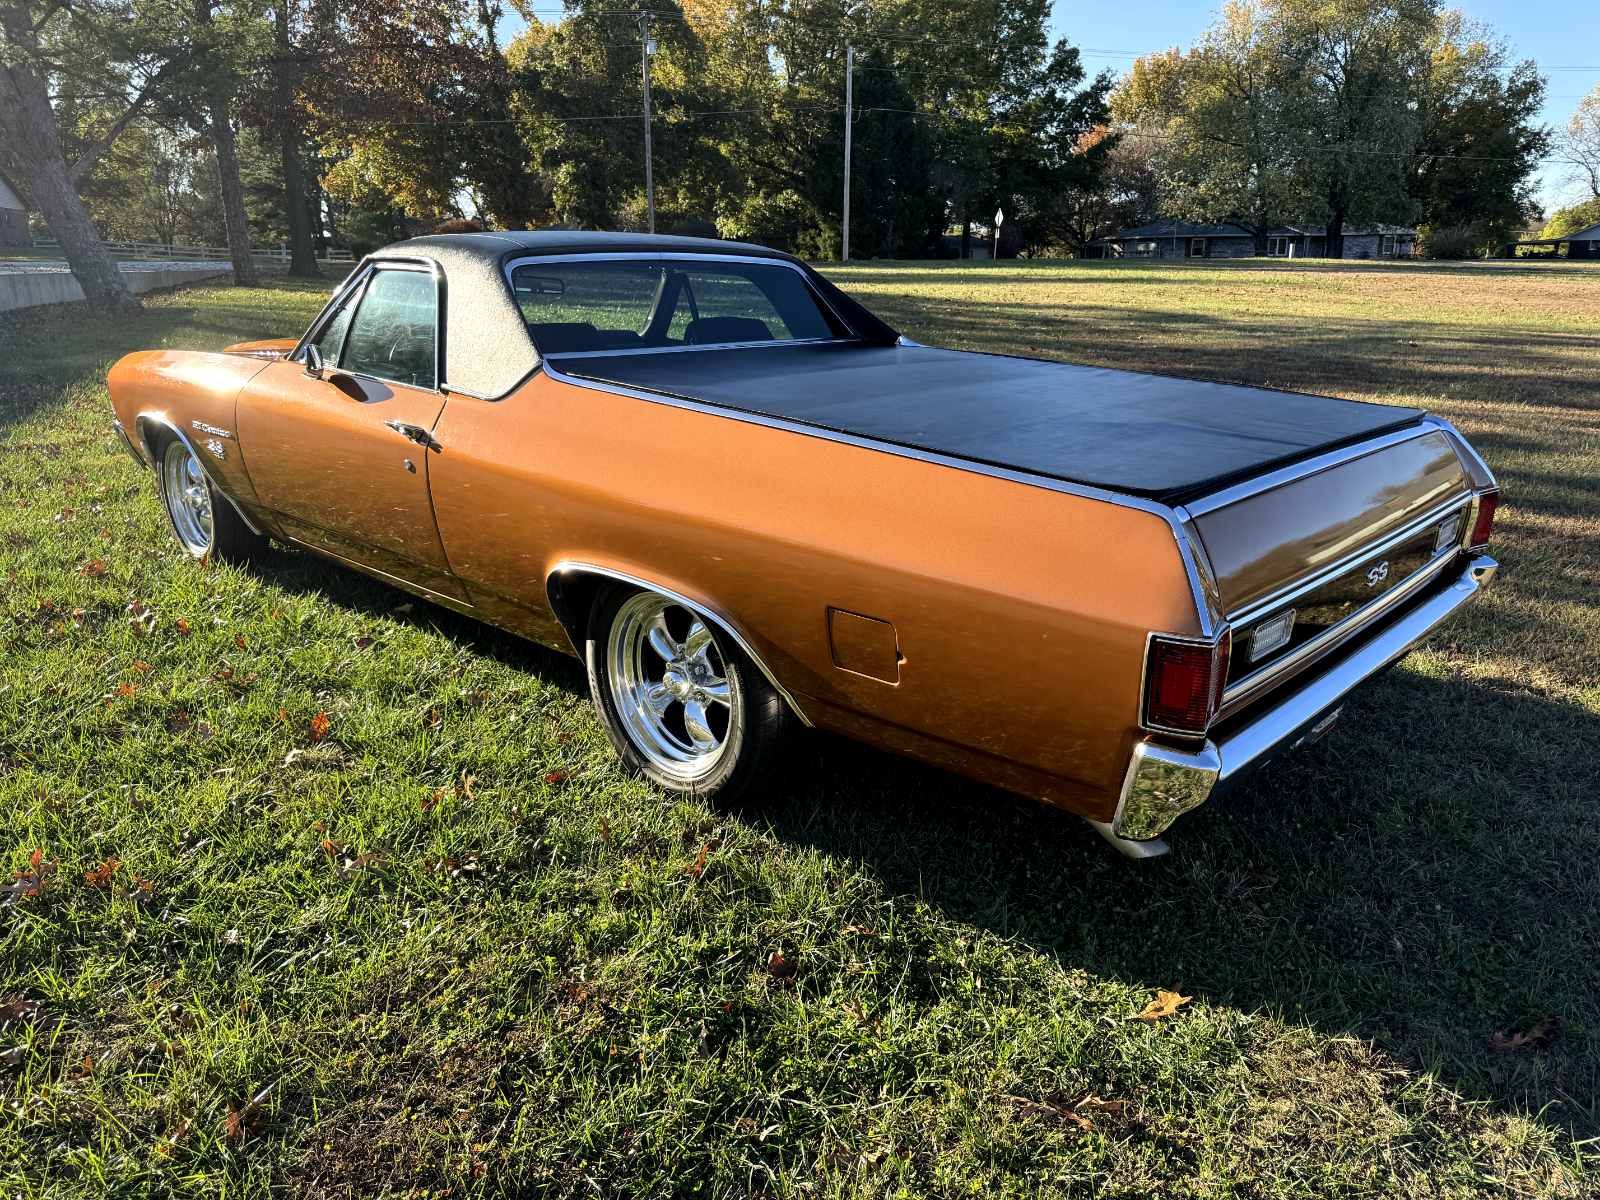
xmin=106 ymin=232 xmax=1499 ymax=857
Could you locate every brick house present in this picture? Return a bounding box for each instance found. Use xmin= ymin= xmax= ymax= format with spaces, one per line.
xmin=1088 ymin=219 xmax=1417 ymax=260
xmin=0 ymin=169 xmax=34 ymax=248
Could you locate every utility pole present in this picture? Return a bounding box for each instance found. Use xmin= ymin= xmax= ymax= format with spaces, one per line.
xmin=842 ymin=42 xmax=853 ymax=261
xmin=638 ymin=11 xmax=656 ymax=234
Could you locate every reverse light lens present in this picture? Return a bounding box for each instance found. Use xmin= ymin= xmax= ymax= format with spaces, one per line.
xmin=1469 ymin=490 xmax=1498 ymax=551
xmin=1145 ymin=630 xmax=1231 ymax=735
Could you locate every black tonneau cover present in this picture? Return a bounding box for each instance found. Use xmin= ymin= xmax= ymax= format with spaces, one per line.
xmin=554 ymin=342 xmax=1424 ymax=504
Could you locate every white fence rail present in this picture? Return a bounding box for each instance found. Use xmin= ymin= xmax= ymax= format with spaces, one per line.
xmin=32 ymin=239 xmax=354 ymax=263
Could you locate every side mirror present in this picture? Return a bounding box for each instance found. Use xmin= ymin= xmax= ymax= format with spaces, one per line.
xmin=302 ymin=344 xmax=324 ymax=378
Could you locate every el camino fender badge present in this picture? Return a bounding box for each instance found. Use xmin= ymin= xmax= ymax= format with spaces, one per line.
xmin=192 ymin=420 xmax=234 ymax=439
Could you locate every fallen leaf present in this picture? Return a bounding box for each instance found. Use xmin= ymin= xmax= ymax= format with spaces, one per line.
xmin=176 ymin=618 xmax=192 ymax=636
xmin=77 ymin=558 xmax=109 ymax=577
xmin=133 ymin=661 xmax=151 ymax=672
xmin=0 ymin=849 xmax=58 ymax=903
xmin=1132 ymin=988 xmax=1192 ymax=1021
xmin=842 ymin=925 xmax=875 ymax=937
xmin=543 ymin=770 xmax=570 ymax=784
xmin=68 ymin=1055 xmax=94 ymax=1080
xmin=234 ymin=635 xmax=247 ymax=650
xmin=393 ymin=602 xmax=413 ymax=614
xmin=461 ymin=771 xmax=476 ymax=800
xmin=1243 ymin=861 xmax=1278 ymax=887
xmin=1491 ymin=1017 xmax=1560 ymax=1051
xmin=601 ymin=817 xmax=613 ymax=846
xmin=84 ymin=856 xmax=120 ymax=888
xmin=355 ymin=636 xmax=374 ymax=650
xmin=1004 ymin=1091 xmax=1124 ymax=1130
xmin=0 ymin=1047 xmax=22 ymax=1069
xmin=768 ymin=951 xmax=797 ymax=982
xmin=309 ymin=712 xmax=330 ymax=742
xmin=0 ymin=997 xmax=44 ymax=1031
xmin=687 ymin=843 xmax=710 ymax=877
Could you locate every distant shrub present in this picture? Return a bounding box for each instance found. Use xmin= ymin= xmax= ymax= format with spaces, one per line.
xmin=1419 ymin=224 xmax=1481 ymax=260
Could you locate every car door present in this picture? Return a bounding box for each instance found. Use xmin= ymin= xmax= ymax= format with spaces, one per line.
xmin=235 ymin=262 xmax=468 ymax=602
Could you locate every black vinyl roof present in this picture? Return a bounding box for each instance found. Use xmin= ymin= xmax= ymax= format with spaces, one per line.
xmin=555 ymin=342 xmax=1426 ymax=504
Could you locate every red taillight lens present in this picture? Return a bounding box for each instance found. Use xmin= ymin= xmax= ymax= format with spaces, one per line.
xmin=1144 ymin=630 xmax=1230 ymax=735
xmin=1469 ymin=490 xmax=1498 ymax=550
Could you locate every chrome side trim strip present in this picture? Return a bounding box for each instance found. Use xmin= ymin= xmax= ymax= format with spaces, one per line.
xmin=544 ymin=560 xmax=813 ymax=728
xmin=541 ymin=360 xmax=1178 ymax=520
xmin=1108 ymin=554 xmax=1496 ymax=842
xmin=1181 ymin=425 xmax=1435 ymax=518
xmin=133 ymin=412 xmax=266 ymax=537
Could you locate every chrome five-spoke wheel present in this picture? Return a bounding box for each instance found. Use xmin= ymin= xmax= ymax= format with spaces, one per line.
xmin=162 ymin=440 xmax=213 ymax=555
xmin=585 ymin=583 xmax=793 ymax=801
xmin=607 ymin=591 xmax=736 ymax=781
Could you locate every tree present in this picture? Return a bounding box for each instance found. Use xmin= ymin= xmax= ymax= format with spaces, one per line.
xmin=1554 ymin=82 xmax=1600 ymax=202
xmin=1115 ymin=5 xmax=1303 ymax=255
xmin=1540 ymin=197 xmax=1600 ymax=240
xmin=1408 ymin=13 xmax=1547 ymax=250
xmin=1281 ymin=0 xmax=1433 ymax=258
xmin=265 ymin=0 xmax=318 ymax=275
xmin=0 ymin=0 xmax=146 ymax=309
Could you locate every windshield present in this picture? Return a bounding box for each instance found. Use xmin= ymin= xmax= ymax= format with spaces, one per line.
xmin=510 ymin=259 xmax=850 ymax=355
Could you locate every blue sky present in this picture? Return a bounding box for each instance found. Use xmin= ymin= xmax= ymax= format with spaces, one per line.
xmin=500 ymin=1 xmax=1598 ymax=213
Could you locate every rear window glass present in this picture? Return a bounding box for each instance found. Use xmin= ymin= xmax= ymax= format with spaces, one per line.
xmin=510 ymin=259 xmax=848 ymax=355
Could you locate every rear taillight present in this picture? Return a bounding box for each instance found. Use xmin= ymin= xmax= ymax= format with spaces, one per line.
xmin=1144 ymin=630 xmax=1231 ymax=735
xmin=1469 ymin=490 xmax=1498 ymax=551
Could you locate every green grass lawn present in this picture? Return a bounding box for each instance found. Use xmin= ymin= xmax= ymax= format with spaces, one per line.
xmin=1 ymin=260 xmax=1596 ymax=1198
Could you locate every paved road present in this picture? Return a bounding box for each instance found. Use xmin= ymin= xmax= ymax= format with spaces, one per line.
xmin=0 ymin=260 xmax=232 ymax=274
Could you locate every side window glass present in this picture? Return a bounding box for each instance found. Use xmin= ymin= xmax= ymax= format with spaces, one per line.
xmin=513 ymin=264 xmax=663 ymax=353
xmin=307 ymin=277 xmax=363 ymax=365
xmin=341 ymin=270 xmax=437 ymax=389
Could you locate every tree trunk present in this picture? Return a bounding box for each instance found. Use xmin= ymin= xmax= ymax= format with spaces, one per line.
xmin=0 ymin=59 xmax=139 ymax=311
xmin=280 ymin=138 xmax=320 ymax=277
xmin=961 ymin=218 xmax=971 ymax=258
xmin=209 ymin=105 xmax=260 ymax=286
xmin=1325 ymin=189 xmax=1347 ymax=259
xmin=273 ymin=0 xmax=320 ymax=277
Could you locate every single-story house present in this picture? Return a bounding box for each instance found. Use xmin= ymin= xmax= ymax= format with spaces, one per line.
xmin=1086 ymin=219 xmax=1417 ymax=261
xmin=0 ymin=168 xmax=34 ymax=248
xmin=1503 ymin=222 xmax=1600 ymax=260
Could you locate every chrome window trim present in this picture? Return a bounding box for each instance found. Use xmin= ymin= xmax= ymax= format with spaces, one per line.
xmin=544 ymin=560 xmax=812 ymax=727
xmin=132 ymin=411 xmax=265 ymax=536
xmin=544 ymin=336 xmax=846 ymax=361
xmin=291 ymin=261 xmax=374 ymax=364
xmin=1181 ymin=424 xmax=1441 ymax=518
xmin=1226 ymin=492 xmax=1472 ymax=630
xmin=502 ymin=251 xmax=858 ymax=354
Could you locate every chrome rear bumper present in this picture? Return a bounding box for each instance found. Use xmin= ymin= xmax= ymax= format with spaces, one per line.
xmin=1100 ymin=554 xmax=1497 ymax=854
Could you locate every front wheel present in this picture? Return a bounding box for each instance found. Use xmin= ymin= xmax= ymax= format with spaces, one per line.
xmin=585 ymin=584 xmax=790 ymax=802
xmin=156 ymin=437 xmax=268 ymax=563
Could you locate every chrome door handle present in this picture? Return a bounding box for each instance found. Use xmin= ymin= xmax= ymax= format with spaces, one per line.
xmin=382 ymin=420 xmax=442 ymax=451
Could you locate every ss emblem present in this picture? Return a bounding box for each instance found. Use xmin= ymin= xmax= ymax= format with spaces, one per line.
xmin=1365 ymin=560 xmax=1390 ymax=587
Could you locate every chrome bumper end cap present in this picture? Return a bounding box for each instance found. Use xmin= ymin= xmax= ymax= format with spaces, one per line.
xmin=1110 ymin=740 xmax=1223 ymax=842
xmin=1106 ymin=553 xmax=1496 ymax=845
xmin=1085 ymin=818 xmax=1171 ymax=859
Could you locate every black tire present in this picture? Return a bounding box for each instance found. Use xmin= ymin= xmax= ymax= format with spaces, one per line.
xmin=155 ymin=436 xmax=270 ymax=564
xmin=585 ymin=583 xmax=791 ymax=802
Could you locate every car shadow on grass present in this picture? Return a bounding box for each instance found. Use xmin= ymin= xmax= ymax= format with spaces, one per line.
xmin=246 ymin=544 xmax=1599 ymax=1140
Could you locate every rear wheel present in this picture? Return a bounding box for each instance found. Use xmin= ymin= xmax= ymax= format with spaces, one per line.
xmin=156 ymin=437 xmax=268 ymax=563
xmin=585 ymin=584 xmax=790 ymax=801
